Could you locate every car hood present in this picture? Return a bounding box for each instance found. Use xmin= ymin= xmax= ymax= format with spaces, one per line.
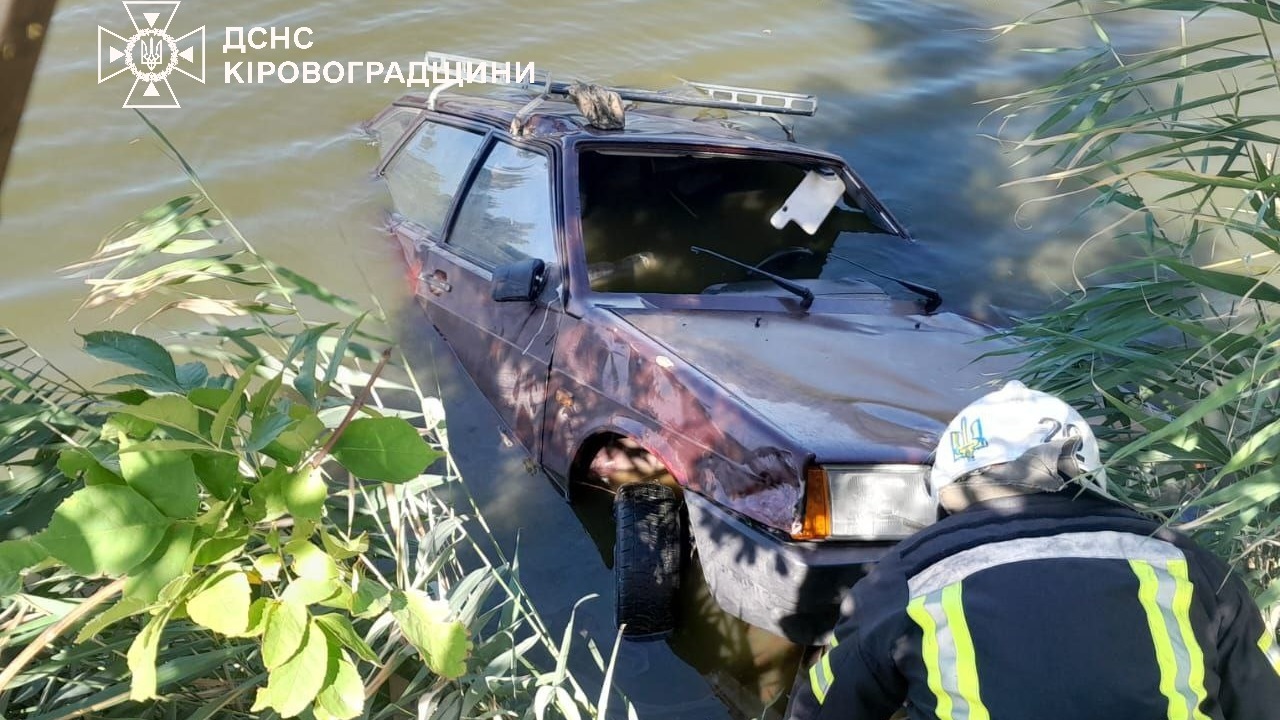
xmin=612 ymin=308 xmax=1018 ymax=464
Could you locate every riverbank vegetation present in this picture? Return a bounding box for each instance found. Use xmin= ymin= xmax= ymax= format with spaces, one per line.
xmin=0 ymin=124 xmax=625 ymax=718
xmin=992 ymin=0 xmax=1280 ymax=613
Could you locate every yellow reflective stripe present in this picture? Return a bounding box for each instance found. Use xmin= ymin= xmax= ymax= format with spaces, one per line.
xmin=808 ymin=660 xmax=830 ymax=705
xmin=1168 ymin=560 xmax=1210 ymax=719
xmin=1132 ymin=560 xmax=1184 ymax=720
xmin=1131 ymin=559 xmax=1210 ymax=720
xmin=1257 ymin=629 xmax=1280 ymax=675
xmin=807 ymin=635 xmax=842 ymax=705
xmin=809 ymin=638 xmax=839 ymax=705
xmin=940 ymin=584 xmax=990 ymax=720
xmin=908 ymin=595 xmax=954 ymax=720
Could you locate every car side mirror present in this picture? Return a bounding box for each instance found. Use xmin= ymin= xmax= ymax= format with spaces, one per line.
xmin=491 ymin=258 xmax=547 ymax=302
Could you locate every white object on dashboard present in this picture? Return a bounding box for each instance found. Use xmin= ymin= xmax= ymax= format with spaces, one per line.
xmin=770 ymin=170 xmax=845 ymax=236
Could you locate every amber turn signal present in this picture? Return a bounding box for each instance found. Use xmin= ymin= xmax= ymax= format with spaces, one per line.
xmin=795 ymin=465 xmax=831 ymax=540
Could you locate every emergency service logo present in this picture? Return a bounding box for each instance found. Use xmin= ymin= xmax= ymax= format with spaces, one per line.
xmin=950 ymin=417 xmax=988 ymax=461
xmin=97 ymin=1 xmax=205 ymax=109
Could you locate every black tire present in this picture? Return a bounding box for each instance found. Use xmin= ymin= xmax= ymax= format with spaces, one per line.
xmin=613 ymin=483 xmax=682 ymax=639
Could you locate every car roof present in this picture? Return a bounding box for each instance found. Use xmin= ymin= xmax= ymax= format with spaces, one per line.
xmin=389 ymin=91 xmax=825 ymax=154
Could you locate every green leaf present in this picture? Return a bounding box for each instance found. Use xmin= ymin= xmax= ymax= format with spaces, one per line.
xmin=249 ymin=372 xmax=284 ymax=419
xmin=128 ymin=606 xmax=173 ymax=701
xmin=254 ymin=553 xmax=283 ymax=582
xmin=113 ymin=395 xmax=203 ymax=437
xmin=314 ymin=650 xmax=365 ymax=720
xmin=287 ymin=540 xmax=339 ymax=580
xmin=246 ymin=597 xmax=270 ymax=637
xmin=0 ymin=539 xmax=47 ymax=597
xmin=103 ymin=412 xmax=155 ymax=440
xmin=247 ymin=410 xmax=294 ymax=453
xmin=188 ymin=570 xmax=252 ymax=636
xmin=323 ymin=315 xmax=366 ymax=387
xmin=176 ymin=362 xmax=209 ymax=392
xmin=193 ymin=452 xmax=241 ymax=500
xmin=331 ymin=417 xmax=439 ymax=482
xmin=261 ymin=599 xmax=308 ymax=670
xmin=282 ymin=577 xmax=340 ymax=606
xmin=263 ymin=406 xmax=325 ymax=465
xmin=252 ymin=617 xmax=329 ymax=717
xmin=318 ymin=583 xmax=355 ymax=613
xmin=390 ymin=589 xmax=470 ymax=679
xmin=57 ymin=447 xmax=125 ymax=486
xmin=192 ymin=524 xmax=250 ymax=566
xmin=285 ymin=323 xmax=339 ymax=367
xmin=83 ymin=331 xmax=179 ymax=388
xmin=118 ymin=442 xmax=201 ymax=519
xmin=117 ymin=439 xmax=231 ymax=455
xmin=212 ymin=360 xmax=258 ymax=447
xmin=187 ymin=386 xmax=233 ymax=412
xmin=284 ymin=467 xmax=327 ymax=521
xmin=1161 ymin=259 xmax=1280 ymax=304
xmin=247 ymin=465 xmax=289 ymax=523
xmin=351 ymin=577 xmax=389 ymax=619
xmin=34 ymin=485 xmax=170 ymax=575
xmin=108 ymin=388 xmax=153 ymax=406
xmin=76 ymin=596 xmax=150 ymax=642
xmin=315 ymin=613 xmax=379 ymax=664
xmin=124 ymin=522 xmax=195 ymax=603
xmin=294 ymin=343 xmax=320 ymax=406
xmin=101 ymin=372 xmax=184 ymax=394
xmin=321 ymin=532 xmax=369 ymax=560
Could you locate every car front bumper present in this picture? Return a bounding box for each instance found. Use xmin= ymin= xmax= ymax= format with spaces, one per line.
xmin=684 ymin=491 xmax=892 ymax=646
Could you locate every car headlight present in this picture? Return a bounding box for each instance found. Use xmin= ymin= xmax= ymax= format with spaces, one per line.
xmin=795 ymin=465 xmax=935 ymax=541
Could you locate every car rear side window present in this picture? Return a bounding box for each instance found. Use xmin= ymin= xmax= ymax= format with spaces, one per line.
xmin=447 ymin=142 xmax=556 ymax=268
xmin=368 ymin=107 xmax=419 ymax=161
xmin=385 ymin=120 xmax=485 ymax=236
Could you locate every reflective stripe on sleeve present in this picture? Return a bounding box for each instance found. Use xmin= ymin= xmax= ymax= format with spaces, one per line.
xmin=906 ymin=583 xmax=989 ymax=720
xmin=808 ymin=635 xmax=839 ymax=705
xmin=1257 ymin=628 xmax=1280 ymax=676
xmin=1131 ymin=559 xmax=1210 ymax=720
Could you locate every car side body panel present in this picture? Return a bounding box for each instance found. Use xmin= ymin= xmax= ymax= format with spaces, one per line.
xmin=539 ymin=307 xmax=809 ymax=532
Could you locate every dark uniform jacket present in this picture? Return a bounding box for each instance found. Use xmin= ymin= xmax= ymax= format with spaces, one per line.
xmin=786 ymin=492 xmax=1280 ymax=720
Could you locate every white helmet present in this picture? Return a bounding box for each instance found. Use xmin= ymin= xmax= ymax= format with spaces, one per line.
xmin=929 ymin=380 xmax=1108 ymax=508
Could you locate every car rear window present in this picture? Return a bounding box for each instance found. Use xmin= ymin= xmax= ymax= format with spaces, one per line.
xmin=447 ymin=142 xmax=556 ymax=268
xmin=385 ymin=120 xmax=485 ymax=237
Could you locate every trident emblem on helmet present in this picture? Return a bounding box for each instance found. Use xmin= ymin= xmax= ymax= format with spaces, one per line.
xmin=139 ymin=37 xmax=163 ymax=71
xmin=949 ymin=416 xmax=989 ymax=461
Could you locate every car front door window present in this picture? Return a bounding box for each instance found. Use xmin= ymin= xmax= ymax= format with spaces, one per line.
xmin=448 ymin=142 xmax=556 ymax=267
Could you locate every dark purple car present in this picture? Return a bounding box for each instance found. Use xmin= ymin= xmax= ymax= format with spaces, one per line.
xmin=367 ymin=76 xmax=1010 ymax=644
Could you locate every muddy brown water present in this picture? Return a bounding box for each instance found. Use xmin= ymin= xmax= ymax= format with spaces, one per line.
xmin=0 ymin=1 xmax=1258 ymax=717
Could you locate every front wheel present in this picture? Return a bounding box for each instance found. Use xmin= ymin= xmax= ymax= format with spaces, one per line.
xmin=614 ymin=483 xmax=682 ymax=639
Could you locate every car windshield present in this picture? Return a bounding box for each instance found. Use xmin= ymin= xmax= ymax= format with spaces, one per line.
xmin=578 ymin=151 xmax=897 ymax=296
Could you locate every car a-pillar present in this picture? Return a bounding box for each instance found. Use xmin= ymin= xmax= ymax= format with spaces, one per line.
xmin=569 ymin=433 xmax=686 ymax=639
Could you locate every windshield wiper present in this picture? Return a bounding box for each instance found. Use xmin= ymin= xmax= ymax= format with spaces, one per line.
xmin=827 ymin=251 xmax=943 ymax=314
xmin=690 ymin=246 xmax=815 ymax=310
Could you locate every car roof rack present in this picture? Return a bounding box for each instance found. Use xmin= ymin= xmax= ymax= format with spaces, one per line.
xmin=423 ymin=52 xmax=819 ymax=118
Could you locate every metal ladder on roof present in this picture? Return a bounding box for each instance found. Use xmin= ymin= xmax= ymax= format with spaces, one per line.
xmin=423 ymin=51 xmax=819 ymax=118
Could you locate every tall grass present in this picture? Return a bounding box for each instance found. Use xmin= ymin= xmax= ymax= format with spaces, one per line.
xmin=991 ymin=0 xmax=1280 ymax=614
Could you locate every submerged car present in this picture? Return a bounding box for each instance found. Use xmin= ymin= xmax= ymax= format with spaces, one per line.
xmin=366 ymin=63 xmax=1011 ymax=644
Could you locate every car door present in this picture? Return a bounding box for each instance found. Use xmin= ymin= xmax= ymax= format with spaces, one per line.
xmin=418 ymin=138 xmax=561 ymax=459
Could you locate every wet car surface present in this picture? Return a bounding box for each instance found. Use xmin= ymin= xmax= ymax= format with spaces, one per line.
xmin=368 ymin=82 xmax=1013 ymax=645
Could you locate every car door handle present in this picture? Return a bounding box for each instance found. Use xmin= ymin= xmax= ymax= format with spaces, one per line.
xmin=423 ymin=269 xmax=451 ymax=296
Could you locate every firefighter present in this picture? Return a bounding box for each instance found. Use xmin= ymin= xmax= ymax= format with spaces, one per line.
xmin=785 ymin=380 xmax=1280 ymax=720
